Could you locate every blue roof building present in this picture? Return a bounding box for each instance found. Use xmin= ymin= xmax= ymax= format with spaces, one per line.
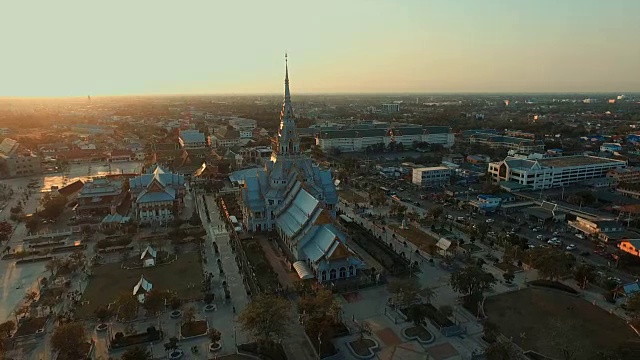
xmin=129 ymin=166 xmax=186 ymax=225
xmin=230 ymin=57 xmax=364 ymax=282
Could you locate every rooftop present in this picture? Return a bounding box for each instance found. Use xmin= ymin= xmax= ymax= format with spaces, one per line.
xmin=179 ymin=130 xmax=206 ymax=143
xmin=537 ymin=155 xmax=626 ymax=168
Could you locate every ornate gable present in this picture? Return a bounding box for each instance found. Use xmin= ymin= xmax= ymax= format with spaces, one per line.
xmin=328 ymin=240 xmax=350 ymax=261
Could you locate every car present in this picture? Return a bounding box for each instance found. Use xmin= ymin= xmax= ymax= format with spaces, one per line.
xmin=566 ymin=244 xmax=577 ymax=251
xmin=547 ymin=239 xmax=562 ymax=246
xmin=486 ymin=219 xmax=494 ymax=223
xmin=528 ymin=244 xmax=536 ymax=249
xmin=575 ymin=233 xmax=584 ymax=239
xmin=414 ymin=201 xmax=420 ymax=206
xmin=536 ymin=235 xmax=544 ymax=240
xmin=457 ymin=217 xmax=465 ymax=221
xmin=553 ymin=232 xmax=560 ymax=236
xmin=532 ymin=228 xmax=539 ymax=232
xmin=446 ymin=215 xmax=454 ymax=220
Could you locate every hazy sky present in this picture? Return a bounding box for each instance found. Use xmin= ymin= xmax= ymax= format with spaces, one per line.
xmin=2 ymin=0 xmax=640 ymax=97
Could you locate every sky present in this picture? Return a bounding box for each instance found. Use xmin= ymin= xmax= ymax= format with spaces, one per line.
xmin=1 ymin=0 xmax=640 ymax=97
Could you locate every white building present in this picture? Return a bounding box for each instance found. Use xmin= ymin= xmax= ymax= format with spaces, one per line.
xmin=412 ymin=166 xmax=452 ymax=187
xmin=179 ymin=130 xmax=207 ymax=149
xmin=382 ymin=103 xmax=400 ymax=113
xmin=229 ymin=118 xmax=257 ymax=131
xmin=488 ymin=155 xmax=627 ymax=190
xmin=316 ymin=126 xmax=454 ymax=153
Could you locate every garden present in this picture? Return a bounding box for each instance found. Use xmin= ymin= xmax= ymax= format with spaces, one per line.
xmin=345 ymin=222 xmax=409 ymax=275
xmin=110 ymin=326 xmax=163 ymax=349
xmin=241 ymin=238 xmax=280 ymax=292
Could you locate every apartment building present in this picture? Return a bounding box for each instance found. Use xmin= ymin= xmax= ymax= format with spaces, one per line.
xmin=316 ymin=126 xmax=454 ymax=152
xmin=412 ymin=166 xmax=452 ymax=187
xmin=607 ymin=167 xmax=640 ymax=185
xmin=488 ymin=155 xmax=627 ymax=190
xmin=0 ymin=138 xmax=41 ymax=177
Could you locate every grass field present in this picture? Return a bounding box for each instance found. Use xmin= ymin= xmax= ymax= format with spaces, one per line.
xmin=338 ymin=190 xmax=367 ymax=204
xmin=76 ymin=252 xmax=203 ymax=318
xmin=484 ymin=287 xmax=638 ymax=358
xmin=389 ymin=223 xmax=438 ymax=253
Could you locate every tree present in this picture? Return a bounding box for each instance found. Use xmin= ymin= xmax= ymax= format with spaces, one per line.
xmin=208 ymin=328 xmax=222 ymax=345
xmin=189 ymin=211 xmax=202 ymax=227
xmin=450 ymin=264 xmax=497 ymax=299
xmin=183 ymin=306 xmax=196 ymax=324
xmin=115 ymin=293 xmax=139 ymax=321
xmin=298 ymin=289 xmax=342 ymax=342
xmin=94 ymin=306 xmax=113 ymax=323
xmin=427 ymin=206 xmax=443 ymax=220
xmin=406 ymin=304 xmax=426 ymax=325
xmin=0 ymin=221 xmax=12 ymax=242
xmin=50 ymin=322 xmax=87 ymax=359
xmin=238 ymin=294 xmax=291 ymax=346
xmin=143 ymin=289 xmax=168 ymax=315
xmin=387 ymin=278 xmax=434 ymax=309
xmin=484 ymin=340 xmax=522 ymax=360
xmin=502 ymin=271 xmax=515 ymax=284
xmin=573 ymin=263 xmax=596 ymax=289
xmin=40 ymin=193 xmax=66 ymax=219
xmin=121 ymin=346 xmax=153 ymax=360
xmin=528 ymin=248 xmax=575 ymax=281
xmin=45 ymin=257 xmax=63 ymax=277
xmin=439 ymin=305 xmax=453 ymax=319
xmin=626 ymin=292 xmax=640 ymax=316
xmin=0 ymin=320 xmax=15 ymax=338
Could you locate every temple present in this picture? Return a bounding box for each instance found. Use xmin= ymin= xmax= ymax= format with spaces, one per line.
xmin=230 ymin=56 xmax=364 ymax=282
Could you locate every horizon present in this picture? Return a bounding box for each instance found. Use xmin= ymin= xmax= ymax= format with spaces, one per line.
xmin=2 ymin=0 xmax=640 ymax=97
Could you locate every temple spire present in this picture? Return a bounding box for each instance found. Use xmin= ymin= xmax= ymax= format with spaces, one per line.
xmin=284 ymin=53 xmax=291 ymax=102
xmin=281 ymin=53 xmax=294 ymax=121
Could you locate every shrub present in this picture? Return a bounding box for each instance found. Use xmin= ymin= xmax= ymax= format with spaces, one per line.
xmin=528 ymin=280 xmax=579 ymax=295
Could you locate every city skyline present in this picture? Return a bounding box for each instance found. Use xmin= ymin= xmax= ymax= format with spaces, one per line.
xmin=2 ymin=0 xmax=640 ymax=97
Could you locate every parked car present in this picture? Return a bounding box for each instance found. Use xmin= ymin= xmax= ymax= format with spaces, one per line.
xmin=566 ymin=244 xmax=577 ymax=251
xmin=486 ymin=219 xmax=494 ymax=223
xmin=553 ymin=232 xmax=560 ymax=236
xmin=575 ymin=233 xmax=585 ymax=239
xmin=536 ymin=235 xmax=544 ymax=240
xmin=446 ymin=215 xmax=454 ymax=220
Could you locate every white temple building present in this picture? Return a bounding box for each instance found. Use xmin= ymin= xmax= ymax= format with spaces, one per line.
xmin=230 ymin=56 xmax=364 ymax=283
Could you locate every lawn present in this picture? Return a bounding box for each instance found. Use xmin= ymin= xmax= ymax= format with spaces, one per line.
xmin=15 ymin=316 xmax=48 ymax=337
xmin=338 ymin=189 xmax=367 ymax=204
xmin=484 ymin=287 xmax=638 ymax=358
xmin=76 ymin=252 xmax=203 ymax=318
xmin=389 ymin=224 xmax=438 ymax=253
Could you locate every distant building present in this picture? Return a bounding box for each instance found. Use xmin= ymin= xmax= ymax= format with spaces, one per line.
xmin=600 ymin=143 xmax=622 ymax=153
xmin=211 ymin=127 xmax=241 ymax=148
xmin=442 ymin=154 xmax=465 ymax=164
xmin=229 ymin=118 xmax=257 ymax=139
xmin=488 ymin=155 xmax=627 ymax=190
xmin=412 ymin=166 xmax=452 ymax=187
xmin=179 ymin=130 xmax=207 ymax=149
xmin=0 ymin=138 xmax=41 ymax=177
xmin=381 ymin=103 xmax=400 ymax=113
xmin=316 ymin=126 xmax=454 ymax=153
xmin=469 ymin=194 xmax=501 ymax=212
xmin=76 ymin=177 xmax=126 ymax=215
xmin=107 ymin=150 xmax=133 ymax=162
xmin=607 ymin=167 xmax=640 ymax=185
xmin=129 ymin=166 xmax=186 ymax=225
xmin=468 ymin=133 xmax=545 ymax=154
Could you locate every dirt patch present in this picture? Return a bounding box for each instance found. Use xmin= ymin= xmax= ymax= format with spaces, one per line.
xmin=338 ymin=190 xmax=366 ymax=204
xmin=389 ymin=224 xmax=438 ymax=252
xmin=484 ymin=287 xmax=638 ymax=358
